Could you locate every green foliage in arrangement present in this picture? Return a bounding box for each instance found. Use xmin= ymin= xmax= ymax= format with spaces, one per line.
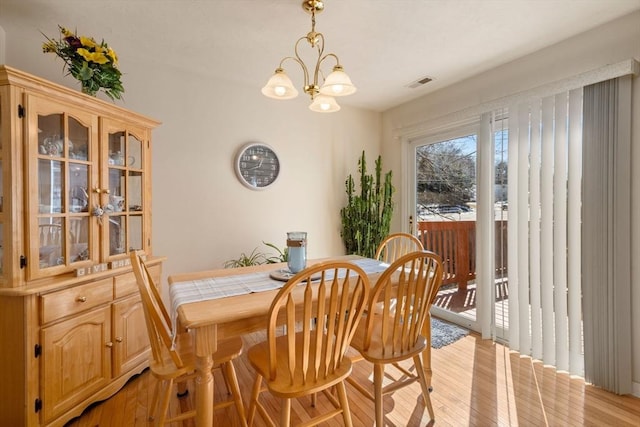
xmin=223 ymin=248 xmax=267 ymax=268
xmin=263 ymin=241 xmax=288 ymax=264
xmin=340 ymin=150 xmax=394 ymax=258
xmin=224 ymin=242 xmax=288 ymax=268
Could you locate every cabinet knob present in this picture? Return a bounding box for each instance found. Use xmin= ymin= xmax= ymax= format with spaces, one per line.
xmin=76 ymin=296 xmax=87 ymax=303
xmin=105 ymin=342 xmax=113 ymax=348
xmin=93 ymin=188 xmax=110 ymax=194
xmin=115 ymin=337 xmax=123 ymax=343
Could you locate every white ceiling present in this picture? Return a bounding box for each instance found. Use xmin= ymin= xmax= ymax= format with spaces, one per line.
xmin=1 ymin=0 xmax=639 ymax=112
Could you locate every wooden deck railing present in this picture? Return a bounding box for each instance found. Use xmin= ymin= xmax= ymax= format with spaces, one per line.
xmin=416 ymin=220 xmax=508 ymax=293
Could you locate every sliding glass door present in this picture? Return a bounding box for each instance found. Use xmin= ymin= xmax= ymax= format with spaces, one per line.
xmin=409 ymin=129 xmax=479 ymax=330
xmin=408 ymin=121 xmax=510 ymax=338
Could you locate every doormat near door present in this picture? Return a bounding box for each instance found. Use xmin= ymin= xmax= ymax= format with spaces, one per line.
xmin=431 ymin=318 xmax=470 ymax=349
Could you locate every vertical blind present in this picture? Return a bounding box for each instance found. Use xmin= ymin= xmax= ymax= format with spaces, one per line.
xmin=504 ymin=90 xmax=584 ymax=376
xmin=581 ymin=77 xmax=633 ymax=394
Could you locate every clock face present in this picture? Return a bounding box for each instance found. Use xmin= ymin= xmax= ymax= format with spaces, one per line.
xmin=235 ymin=143 xmax=280 ymax=189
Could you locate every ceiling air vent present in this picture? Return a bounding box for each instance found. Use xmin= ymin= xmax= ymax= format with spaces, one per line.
xmin=407 ymin=76 xmax=433 ymax=89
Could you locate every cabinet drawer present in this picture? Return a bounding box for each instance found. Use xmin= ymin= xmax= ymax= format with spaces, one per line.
xmin=41 ymin=278 xmax=113 ymax=324
xmin=114 ymin=272 xmax=137 ymax=299
xmin=114 ymin=265 xmax=161 ymax=299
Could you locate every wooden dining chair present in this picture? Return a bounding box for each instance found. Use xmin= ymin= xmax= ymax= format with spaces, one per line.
xmin=246 ymin=261 xmax=370 ymax=426
xmin=375 ymin=232 xmax=424 ymax=264
xmin=130 ymin=251 xmax=248 ymax=426
xmin=347 ymin=250 xmax=444 ymax=425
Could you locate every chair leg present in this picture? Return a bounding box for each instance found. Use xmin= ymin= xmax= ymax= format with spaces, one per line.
xmin=224 ymin=361 xmax=248 ymax=427
xmin=422 ymin=344 xmax=434 ymax=392
xmin=414 ymin=354 xmax=435 ymax=420
xmin=157 ymin=378 xmax=174 ymax=426
xmin=247 ymin=374 xmax=262 ymax=425
xmin=335 ymin=381 xmax=353 ymax=427
xmin=148 ymin=378 xmax=160 ymax=421
xmin=280 ymin=398 xmax=291 ymax=426
xmin=219 ymin=363 xmax=231 ymax=395
xmin=373 ymin=363 xmax=385 ymax=426
xmin=176 ymin=379 xmax=189 ymax=397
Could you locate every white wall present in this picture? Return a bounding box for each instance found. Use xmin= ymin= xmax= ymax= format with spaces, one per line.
xmin=0 ymin=25 xmax=5 ymax=64
xmin=382 ymin=11 xmax=640 ymax=393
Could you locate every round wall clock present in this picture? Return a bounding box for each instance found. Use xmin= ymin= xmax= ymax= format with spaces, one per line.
xmin=234 ymin=142 xmax=281 ymax=190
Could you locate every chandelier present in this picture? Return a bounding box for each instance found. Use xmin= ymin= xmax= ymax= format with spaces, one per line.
xmin=261 ymin=0 xmax=356 ymax=113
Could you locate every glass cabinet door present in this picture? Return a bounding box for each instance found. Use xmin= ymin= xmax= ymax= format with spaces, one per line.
xmin=27 ymin=96 xmax=97 ymax=278
xmin=102 ymin=120 xmax=148 ymax=260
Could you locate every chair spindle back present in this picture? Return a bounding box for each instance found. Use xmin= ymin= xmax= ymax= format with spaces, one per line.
xmin=266 ymin=261 xmax=370 ymax=384
xmin=364 ymin=250 xmax=443 ymax=356
xmin=375 ymin=232 xmax=424 ymax=264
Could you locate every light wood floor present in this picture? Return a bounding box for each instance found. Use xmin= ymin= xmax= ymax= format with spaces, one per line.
xmin=65 ymin=330 xmax=640 ymax=426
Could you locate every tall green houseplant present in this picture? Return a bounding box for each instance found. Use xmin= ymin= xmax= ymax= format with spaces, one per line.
xmin=340 ymin=151 xmax=394 ymax=258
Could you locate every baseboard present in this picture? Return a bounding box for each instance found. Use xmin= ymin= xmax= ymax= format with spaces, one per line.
xmin=633 ymin=381 xmax=640 ymax=398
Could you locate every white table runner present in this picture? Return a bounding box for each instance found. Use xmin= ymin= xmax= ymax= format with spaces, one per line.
xmin=169 ymin=258 xmax=388 ymax=338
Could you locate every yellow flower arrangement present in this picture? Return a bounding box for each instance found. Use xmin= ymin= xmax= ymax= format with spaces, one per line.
xmin=42 ymin=25 xmax=124 ymax=100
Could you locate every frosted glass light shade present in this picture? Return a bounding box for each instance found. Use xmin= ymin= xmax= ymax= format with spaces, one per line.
xmin=261 ymin=69 xmax=299 ymax=99
xmin=319 ymin=66 xmax=356 ymax=96
xmin=309 ymin=95 xmax=340 ymax=113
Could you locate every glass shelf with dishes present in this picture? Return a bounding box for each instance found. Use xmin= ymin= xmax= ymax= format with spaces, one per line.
xmin=103 ymin=125 xmax=147 ymax=260
xmin=35 ymin=110 xmax=93 ymax=273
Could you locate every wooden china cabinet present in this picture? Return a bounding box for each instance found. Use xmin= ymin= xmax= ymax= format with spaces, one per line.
xmin=0 ymin=65 xmax=163 ymax=426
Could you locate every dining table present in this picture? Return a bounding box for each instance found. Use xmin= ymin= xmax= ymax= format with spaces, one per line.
xmin=168 ymin=254 xmax=390 ymax=427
